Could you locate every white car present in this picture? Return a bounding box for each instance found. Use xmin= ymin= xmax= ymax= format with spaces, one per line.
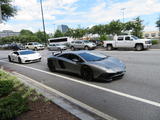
xmin=25 ymin=42 xmax=45 ymax=50
xmin=8 ymin=50 xmax=41 ymax=63
xmin=47 ymin=43 xmax=67 ymax=51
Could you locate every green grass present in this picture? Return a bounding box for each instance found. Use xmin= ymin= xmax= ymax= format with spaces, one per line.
xmin=0 ymin=70 xmax=34 ymax=120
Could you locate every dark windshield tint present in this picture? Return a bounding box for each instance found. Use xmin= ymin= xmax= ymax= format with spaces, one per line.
xmin=79 ymin=52 xmax=107 ymax=61
xmin=19 ymin=50 xmax=35 ymax=55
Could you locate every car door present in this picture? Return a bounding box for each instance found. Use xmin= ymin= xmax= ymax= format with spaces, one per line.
xmin=57 ymin=53 xmax=83 ymax=74
xmin=124 ymin=36 xmax=134 ymax=47
xmin=11 ymin=52 xmax=19 ymax=62
xmin=116 ymin=36 xmax=125 ymax=47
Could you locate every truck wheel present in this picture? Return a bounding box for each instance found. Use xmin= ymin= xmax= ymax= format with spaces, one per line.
xmin=135 ymin=44 xmax=143 ymax=51
xmin=106 ymin=45 xmax=112 ymax=51
xmin=71 ymin=46 xmax=75 ymax=51
xmin=84 ymin=46 xmax=89 ymax=50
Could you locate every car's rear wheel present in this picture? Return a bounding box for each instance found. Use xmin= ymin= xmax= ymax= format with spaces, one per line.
xmin=48 ymin=61 xmax=56 ymax=72
xmin=18 ymin=57 xmax=22 ymax=64
xmin=81 ymin=66 xmax=93 ymax=81
xmin=135 ymin=44 xmax=143 ymax=51
xmin=34 ymin=47 xmax=38 ymax=51
xmin=84 ymin=46 xmax=89 ymax=50
xmin=8 ymin=56 xmax=12 ymax=62
xmin=71 ymin=46 xmax=75 ymax=51
xmin=106 ymin=45 xmax=112 ymax=51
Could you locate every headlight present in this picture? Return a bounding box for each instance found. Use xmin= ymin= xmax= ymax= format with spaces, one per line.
xmin=145 ymin=41 xmax=151 ymax=44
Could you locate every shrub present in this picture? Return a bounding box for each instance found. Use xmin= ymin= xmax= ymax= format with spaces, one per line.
xmin=152 ymin=40 xmax=159 ymax=45
xmin=0 ymin=80 xmax=14 ymax=97
xmin=0 ymin=92 xmax=28 ymax=120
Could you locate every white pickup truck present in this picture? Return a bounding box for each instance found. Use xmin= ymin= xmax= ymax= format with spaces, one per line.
xmin=103 ymin=35 xmax=152 ymax=51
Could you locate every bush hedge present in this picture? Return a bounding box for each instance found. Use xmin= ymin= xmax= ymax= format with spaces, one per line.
xmin=0 ymin=70 xmax=30 ymax=120
xmin=152 ymin=40 xmax=159 ymax=45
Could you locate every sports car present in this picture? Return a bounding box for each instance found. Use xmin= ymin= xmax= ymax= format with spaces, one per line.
xmin=47 ymin=50 xmax=126 ymax=81
xmin=8 ymin=50 xmax=41 ymax=63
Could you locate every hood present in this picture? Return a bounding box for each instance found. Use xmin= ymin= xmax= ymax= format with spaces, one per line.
xmin=20 ymin=53 xmax=41 ymax=59
xmin=138 ymin=39 xmax=151 ymax=42
xmin=89 ymin=56 xmax=125 ymax=72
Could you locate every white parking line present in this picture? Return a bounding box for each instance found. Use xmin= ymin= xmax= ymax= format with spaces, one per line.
xmin=1 ymin=60 xmax=160 ymax=108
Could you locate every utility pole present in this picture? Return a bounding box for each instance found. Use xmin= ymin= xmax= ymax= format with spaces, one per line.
xmin=121 ymin=8 xmax=126 ymax=23
xmin=0 ymin=2 xmax=2 ymax=23
xmin=40 ymin=0 xmax=47 ymax=44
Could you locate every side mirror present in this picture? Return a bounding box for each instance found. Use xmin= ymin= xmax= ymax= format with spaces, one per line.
xmin=72 ymin=59 xmax=79 ymax=62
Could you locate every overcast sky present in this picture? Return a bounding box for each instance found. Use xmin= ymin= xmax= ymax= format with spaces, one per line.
xmin=0 ymin=0 xmax=160 ymax=33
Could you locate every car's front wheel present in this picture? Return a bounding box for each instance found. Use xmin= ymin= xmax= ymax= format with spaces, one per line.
xmin=71 ymin=46 xmax=75 ymax=51
xmin=48 ymin=61 xmax=56 ymax=72
xmin=135 ymin=44 xmax=143 ymax=51
xmin=84 ymin=46 xmax=89 ymax=50
xmin=81 ymin=66 xmax=93 ymax=81
xmin=18 ymin=57 xmax=22 ymax=64
xmin=8 ymin=56 xmax=12 ymax=62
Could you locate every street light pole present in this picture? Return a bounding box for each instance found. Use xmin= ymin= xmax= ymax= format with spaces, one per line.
xmin=0 ymin=2 xmax=2 ymax=23
xmin=40 ymin=0 xmax=47 ymax=44
xmin=121 ymin=8 xmax=126 ymax=23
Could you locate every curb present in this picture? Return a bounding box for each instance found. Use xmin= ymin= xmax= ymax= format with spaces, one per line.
xmin=12 ymin=72 xmax=116 ymax=120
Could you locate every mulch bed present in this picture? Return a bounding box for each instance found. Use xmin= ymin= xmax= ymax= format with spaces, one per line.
xmin=16 ymin=97 xmax=80 ymax=120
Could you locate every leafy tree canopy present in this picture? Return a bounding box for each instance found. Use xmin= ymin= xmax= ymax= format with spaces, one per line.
xmin=0 ymin=0 xmax=17 ymax=22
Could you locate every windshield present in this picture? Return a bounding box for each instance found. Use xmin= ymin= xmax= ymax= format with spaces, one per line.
xmin=83 ymin=40 xmax=90 ymax=43
xmin=79 ymin=52 xmax=107 ymax=61
xmin=132 ymin=36 xmax=139 ymax=40
xmin=34 ymin=42 xmax=40 ymax=45
xmin=19 ymin=50 xmax=36 ymax=55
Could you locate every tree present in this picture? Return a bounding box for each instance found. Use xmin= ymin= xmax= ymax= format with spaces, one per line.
xmin=131 ymin=17 xmax=144 ymax=38
xmin=156 ymin=16 xmax=160 ymax=40
xmin=108 ymin=20 xmax=124 ymax=35
xmin=35 ymin=30 xmax=49 ymax=43
xmin=20 ymin=29 xmax=33 ymax=36
xmin=54 ymin=30 xmax=64 ymax=38
xmin=0 ymin=0 xmax=17 ymax=22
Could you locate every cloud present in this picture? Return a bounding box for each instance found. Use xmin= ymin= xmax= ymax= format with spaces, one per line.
xmin=84 ymin=0 xmax=160 ymax=23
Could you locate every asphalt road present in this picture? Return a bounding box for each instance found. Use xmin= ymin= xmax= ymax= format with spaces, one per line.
xmin=0 ymin=49 xmax=160 ymax=120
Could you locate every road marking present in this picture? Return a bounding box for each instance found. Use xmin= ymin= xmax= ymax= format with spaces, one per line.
xmin=15 ymin=72 xmax=116 ymax=120
xmin=1 ymin=60 xmax=160 ymax=108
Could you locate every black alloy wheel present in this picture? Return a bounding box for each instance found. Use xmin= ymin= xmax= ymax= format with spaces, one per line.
xmin=81 ymin=66 xmax=93 ymax=81
xmin=48 ymin=61 xmax=56 ymax=72
xmin=8 ymin=56 xmax=12 ymax=62
xmin=18 ymin=57 xmax=22 ymax=64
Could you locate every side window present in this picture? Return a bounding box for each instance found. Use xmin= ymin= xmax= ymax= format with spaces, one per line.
xmin=59 ymin=54 xmax=69 ymax=59
xmin=68 ymin=54 xmax=83 ymax=62
xmin=125 ymin=37 xmax=131 ymax=41
xmin=13 ymin=52 xmax=19 ymax=55
xmin=28 ymin=43 xmax=32 ymax=45
xmin=117 ymin=37 xmax=123 ymax=41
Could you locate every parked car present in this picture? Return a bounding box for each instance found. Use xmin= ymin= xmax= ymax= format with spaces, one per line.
xmin=25 ymin=42 xmax=45 ymax=50
xmin=10 ymin=43 xmax=25 ymax=50
xmin=89 ymin=40 xmax=103 ymax=46
xmin=103 ymin=35 xmax=152 ymax=51
xmin=47 ymin=43 xmax=67 ymax=51
xmin=8 ymin=50 xmax=41 ymax=63
xmin=47 ymin=51 xmax=126 ymax=81
xmin=70 ymin=40 xmax=96 ymax=50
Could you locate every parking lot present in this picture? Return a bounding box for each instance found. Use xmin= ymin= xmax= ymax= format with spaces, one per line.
xmin=0 ymin=49 xmax=160 ymax=120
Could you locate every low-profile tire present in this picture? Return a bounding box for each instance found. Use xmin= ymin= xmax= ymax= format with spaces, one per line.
xmin=135 ymin=44 xmax=143 ymax=51
xmin=8 ymin=56 xmax=12 ymax=62
xmin=18 ymin=57 xmax=22 ymax=64
xmin=84 ymin=46 xmax=89 ymax=50
xmin=81 ymin=66 xmax=93 ymax=81
xmin=106 ymin=45 xmax=113 ymax=51
xmin=34 ymin=47 xmax=38 ymax=51
xmin=71 ymin=46 xmax=75 ymax=51
xmin=48 ymin=61 xmax=56 ymax=72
